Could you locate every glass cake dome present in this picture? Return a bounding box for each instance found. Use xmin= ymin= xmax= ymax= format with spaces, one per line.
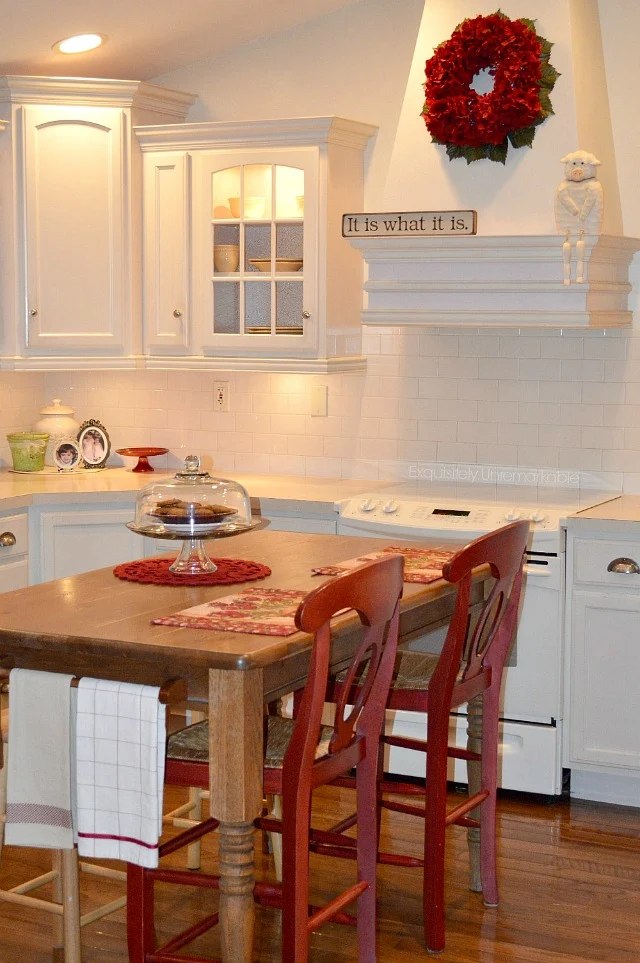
xmin=129 ymin=454 xmax=254 ymax=573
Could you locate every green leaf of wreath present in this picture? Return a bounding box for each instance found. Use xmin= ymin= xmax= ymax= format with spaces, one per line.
xmin=540 ymin=63 xmax=560 ymax=89
xmin=486 ymin=142 xmax=508 ymax=165
xmin=508 ymin=126 xmax=536 ymax=149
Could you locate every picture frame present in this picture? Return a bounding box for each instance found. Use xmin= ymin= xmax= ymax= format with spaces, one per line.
xmin=77 ymin=419 xmax=110 ymax=469
xmin=53 ymin=438 xmax=81 ymax=472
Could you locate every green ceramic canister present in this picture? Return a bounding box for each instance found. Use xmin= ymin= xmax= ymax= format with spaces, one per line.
xmin=6 ymin=432 xmax=50 ymax=471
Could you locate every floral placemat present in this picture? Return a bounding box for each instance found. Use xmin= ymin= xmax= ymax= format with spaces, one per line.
xmin=311 ymin=545 xmax=457 ymax=584
xmin=151 ymin=587 xmax=307 ymax=636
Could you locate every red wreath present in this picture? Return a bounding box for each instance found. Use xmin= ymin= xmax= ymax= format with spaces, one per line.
xmin=422 ymin=11 xmax=559 ymax=164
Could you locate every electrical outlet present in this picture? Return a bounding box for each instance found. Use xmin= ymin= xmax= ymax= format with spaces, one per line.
xmin=214 ymin=381 xmax=230 ymax=412
xmin=310 ymin=384 xmax=328 ymax=417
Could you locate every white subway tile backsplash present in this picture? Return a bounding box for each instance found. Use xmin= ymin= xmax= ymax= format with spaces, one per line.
xmin=0 ymin=327 xmax=628 ymax=491
xmin=540 ymin=336 xmax=584 ymax=359
xmin=419 ymin=334 xmax=458 ymax=356
xmin=500 ymin=336 xmax=540 ymax=358
xmin=436 ymin=441 xmax=477 ymax=462
xmin=457 ymin=421 xmax=497 ymax=444
xmin=419 ymin=378 xmax=457 ymax=400
xmin=438 ymin=357 xmax=479 ymax=380
xmin=437 ymin=399 xmax=477 ymax=422
xmin=457 ymin=380 xmax=499 ymax=401
xmin=478 ymin=358 xmax=519 ymax=379
xmin=476 ymin=444 xmax=518 ymax=466
xmin=498 ymin=422 xmax=539 ymax=446
xmin=561 ymin=359 xmax=606 ymax=382
xmin=583 ymin=336 xmax=628 ymax=360
xmin=559 ymin=404 xmax=604 ymax=426
xmin=518 ymin=359 xmax=562 ymax=381
xmin=498 ymin=380 xmax=539 ymax=402
xmin=539 ymin=381 xmax=582 ymax=403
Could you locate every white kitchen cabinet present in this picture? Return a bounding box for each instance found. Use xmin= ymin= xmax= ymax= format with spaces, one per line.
xmin=565 ymin=525 xmax=640 ymax=804
xmin=136 ymin=117 xmax=376 ymax=372
xmin=0 ymin=511 xmax=29 ymax=592
xmin=30 ymin=504 xmax=142 ymax=582
xmin=0 ymin=76 xmax=195 ymax=368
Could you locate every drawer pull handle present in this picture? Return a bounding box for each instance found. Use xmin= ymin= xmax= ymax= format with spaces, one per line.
xmin=607 ymin=557 xmax=640 ymax=575
xmin=0 ymin=532 xmax=16 ymax=548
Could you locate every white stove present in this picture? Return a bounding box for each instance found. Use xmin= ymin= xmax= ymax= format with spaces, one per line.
xmin=337 ymin=485 xmax=617 ymax=796
xmin=338 ymin=493 xmax=569 ymax=552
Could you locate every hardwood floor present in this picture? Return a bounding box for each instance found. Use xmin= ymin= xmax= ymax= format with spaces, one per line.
xmin=0 ymin=784 xmax=639 ymax=961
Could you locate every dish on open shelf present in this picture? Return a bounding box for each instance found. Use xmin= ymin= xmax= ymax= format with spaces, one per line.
xmin=248 ymin=258 xmax=303 ymax=273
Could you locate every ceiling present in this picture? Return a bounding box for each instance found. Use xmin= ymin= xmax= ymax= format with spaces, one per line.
xmin=0 ymin=0 xmax=362 ymax=82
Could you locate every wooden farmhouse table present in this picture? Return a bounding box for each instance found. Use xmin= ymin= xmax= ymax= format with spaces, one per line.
xmin=0 ymin=527 xmax=475 ymax=962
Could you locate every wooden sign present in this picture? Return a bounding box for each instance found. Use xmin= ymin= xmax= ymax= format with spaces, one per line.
xmin=342 ymin=210 xmax=477 ymax=238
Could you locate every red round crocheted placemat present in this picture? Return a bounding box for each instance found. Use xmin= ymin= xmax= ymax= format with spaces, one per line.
xmin=113 ymin=556 xmax=271 ymax=586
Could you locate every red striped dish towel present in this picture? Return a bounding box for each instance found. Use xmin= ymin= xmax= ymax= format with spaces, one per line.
xmin=75 ymin=678 xmax=166 ymax=869
xmin=5 ymin=668 xmax=76 ymax=849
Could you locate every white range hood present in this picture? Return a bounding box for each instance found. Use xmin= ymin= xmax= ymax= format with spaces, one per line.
xmin=349 ymin=232 xmax=640 ymax=329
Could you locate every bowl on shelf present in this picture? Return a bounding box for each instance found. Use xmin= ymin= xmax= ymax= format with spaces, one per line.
xmin=248 ymin=258 xmax=303 ymax=273
xmin=228 ymin=196 xmax=266 ymax=219
xmin=116 ymin=447 xmax=169 ymax=473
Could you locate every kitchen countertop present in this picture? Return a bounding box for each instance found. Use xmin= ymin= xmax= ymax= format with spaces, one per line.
xmin=566 ymin=495 xmax=640 ymax=535
xmin=0 ymin=468 xmax=394 ymax=514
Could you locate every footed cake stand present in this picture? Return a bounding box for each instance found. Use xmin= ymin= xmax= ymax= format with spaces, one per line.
xmin=127 ymin=519 xmax=260 ymax=575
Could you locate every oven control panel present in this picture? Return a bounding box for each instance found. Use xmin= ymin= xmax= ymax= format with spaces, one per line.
xmin=338 ymin=494 xmax=568 ymax=550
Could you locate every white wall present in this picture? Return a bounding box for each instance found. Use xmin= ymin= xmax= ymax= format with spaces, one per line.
xmin=4 ymin=0 xmax=640 ymax=492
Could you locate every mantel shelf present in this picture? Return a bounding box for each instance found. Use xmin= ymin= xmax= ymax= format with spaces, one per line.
xmin=348 ymin=233 xmax=640 ymax=329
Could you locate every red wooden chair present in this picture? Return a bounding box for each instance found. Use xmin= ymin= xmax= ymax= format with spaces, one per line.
xmin=322 ymin=520 xmax=530 ymax=953
xmin=126 ymin=553 xmax=404 ymax=963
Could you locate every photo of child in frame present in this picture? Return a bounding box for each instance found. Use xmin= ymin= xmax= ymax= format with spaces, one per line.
xmin=54 ymin=440 xmax=80 ymax=471
xmin=77 ymin=420 xmax=110 ymax=469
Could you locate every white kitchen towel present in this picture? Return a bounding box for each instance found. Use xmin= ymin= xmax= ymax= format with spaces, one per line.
xmin=5 ymin=668 xmax=76 ymax=849
xmin=75 ymin=678 xmax=166 ymax=869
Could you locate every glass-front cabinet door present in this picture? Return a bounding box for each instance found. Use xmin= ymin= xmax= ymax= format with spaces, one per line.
xmin=192 ymin=149 xmax=317 ymax=358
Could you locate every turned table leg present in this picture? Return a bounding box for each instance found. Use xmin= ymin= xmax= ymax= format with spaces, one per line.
xmin=209 ymin=667 xmax=264 ymax=963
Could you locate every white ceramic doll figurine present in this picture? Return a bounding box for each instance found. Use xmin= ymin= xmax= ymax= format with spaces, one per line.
xmin=554 ymin=150 xmax=604 ymax=285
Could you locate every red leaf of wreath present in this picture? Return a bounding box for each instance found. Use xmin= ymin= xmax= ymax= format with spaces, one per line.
xmin=422 ymin=10 xmax=559 ymax=164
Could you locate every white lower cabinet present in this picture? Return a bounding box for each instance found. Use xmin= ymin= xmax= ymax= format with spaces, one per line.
xmin=0 ymin=511 xmax=29 ymax=592
xmin=261 ymin=511 xmax=337 ymax=535
xmin=566 ymin=525 xmax=640 ymax=804
xmin=30 ymin=504 xmax=143 ymax=583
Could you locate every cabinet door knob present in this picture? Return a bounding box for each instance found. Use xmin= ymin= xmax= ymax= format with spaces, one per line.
xmin=302 ymin=310 xmax=311 ymax=319
xmin=173 ymin=309 xmax=182 ymax=318
xmin=0 ymin=532 xmax=16 ymax=547
xmin=606 ymin=557 xmax=640 ymax=574
xmin=29 ymin=308 xmax=38 ymax=316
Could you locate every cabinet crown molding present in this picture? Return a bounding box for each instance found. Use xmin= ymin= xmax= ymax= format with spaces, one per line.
xmin=135 ymin=116 xmax=377 ymax=152
xmin=349 ymin=233 xmax=640 ymax=329
xmin=0 ymin=75 xmax=196 ymax=117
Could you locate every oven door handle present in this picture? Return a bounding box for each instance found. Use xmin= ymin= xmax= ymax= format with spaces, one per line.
xmin=523 ymin=564 xmax=551 ymax=576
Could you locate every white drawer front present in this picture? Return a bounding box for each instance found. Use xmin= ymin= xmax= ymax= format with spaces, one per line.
xmin=573 ymin=537 xmax=640 ymax=587
xmin=0 ymin=513 xmax=28 ymax=560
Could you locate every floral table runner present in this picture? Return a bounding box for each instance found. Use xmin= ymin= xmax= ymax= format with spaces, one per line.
xmin=151 ymin=587 xmax=307 ymax=636
xmin=311 ymin=545 xmax=457 ymax=583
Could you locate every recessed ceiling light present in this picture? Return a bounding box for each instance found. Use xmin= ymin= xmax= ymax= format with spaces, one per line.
xmin=53 ymin=34 xmax=106 ymax=55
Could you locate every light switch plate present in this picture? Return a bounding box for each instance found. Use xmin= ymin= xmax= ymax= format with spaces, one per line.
xmin=214 ymin=381 xmax=230 ymax=412
xmin=310 ymin=384 xmax=328 ymax=417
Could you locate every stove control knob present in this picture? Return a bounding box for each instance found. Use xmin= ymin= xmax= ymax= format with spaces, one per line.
xmin=504 ymin=509 xmax=522 ymax=521
xmin=529 ymin=510 xmax=547 ymax=524
xmin=360 ymin=498 xmax=377 ymax=512
xmin=383 ymin=500 xmax=398 ymax=514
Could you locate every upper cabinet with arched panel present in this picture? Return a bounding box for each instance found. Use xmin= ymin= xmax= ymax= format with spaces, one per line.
xmin=0 ymin=76 xmax=195 ymax=368
xmin=137 ymin=117 xmax=376 ymax=372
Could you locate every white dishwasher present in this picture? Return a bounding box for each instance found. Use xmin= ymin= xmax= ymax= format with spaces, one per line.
xmin=337 ymin=491 xmax=571 ymax=795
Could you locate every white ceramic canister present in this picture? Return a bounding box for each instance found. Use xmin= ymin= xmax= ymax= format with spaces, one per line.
xmin=34 ymin=398 xmax=80 ymax=466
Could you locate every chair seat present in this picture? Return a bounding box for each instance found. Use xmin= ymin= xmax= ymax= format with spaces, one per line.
xmin=336 ymin=650 xmax=440 ymax=691
xmin=167 ymin=716 xmax=334 ymax=769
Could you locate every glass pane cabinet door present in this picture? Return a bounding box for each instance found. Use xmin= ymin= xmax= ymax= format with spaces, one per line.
xmin=194 ymin=150 xmax=316 ymax=356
